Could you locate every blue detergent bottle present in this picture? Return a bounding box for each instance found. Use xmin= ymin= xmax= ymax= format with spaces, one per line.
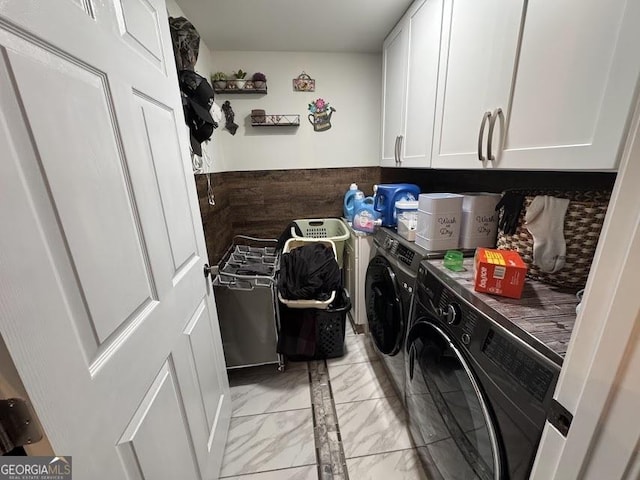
xmin=343 ymin=183 xmax=365 ymax=223
xmin=352 ymin=197 xmax=382 ymax=233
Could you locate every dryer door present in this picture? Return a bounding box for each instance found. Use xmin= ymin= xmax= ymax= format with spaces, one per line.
xmin=406 ymin=320 xmax=504 ymax=480
xmin=365 ymin=255 xmax=405 ymax=356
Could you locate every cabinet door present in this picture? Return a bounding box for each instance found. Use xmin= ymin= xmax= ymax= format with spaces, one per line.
xmin=431 ymin=0 xmax=525 ymax=169
xmin=401 ymin=0 xmax=444 ymax=168
xmin=381 ymin=23 xmax=409 ymax=167
xmin=495 ymin=0 xmax=639 ymax=170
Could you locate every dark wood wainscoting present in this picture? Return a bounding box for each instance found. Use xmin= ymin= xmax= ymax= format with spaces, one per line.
xmin=195 ymin=167 xmax=381 ymax=264
xmin=195 ymin=166 xmax=615 ymax=264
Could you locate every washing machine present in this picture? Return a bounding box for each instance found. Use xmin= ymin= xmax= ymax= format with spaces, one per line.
xmin=405 ymin=261 xmax=561 ymax=479
xmin=364 ymin=227 xmax=427 ymax=402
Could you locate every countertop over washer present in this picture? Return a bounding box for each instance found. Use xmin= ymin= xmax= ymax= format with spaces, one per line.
xmin=425 ymin=258 xmax=579 ymax=364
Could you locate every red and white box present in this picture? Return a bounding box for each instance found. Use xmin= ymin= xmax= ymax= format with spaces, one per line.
xmin=473 ymin=248 xmax=527 ymax=299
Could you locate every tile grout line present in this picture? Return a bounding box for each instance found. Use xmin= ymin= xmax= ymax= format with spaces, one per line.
xmin=309 ymin=359 xmax=350 ymax=480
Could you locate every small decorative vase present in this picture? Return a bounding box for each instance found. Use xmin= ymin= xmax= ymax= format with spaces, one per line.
xmin=213 ymin=80 xmax=227 ymax=90
xmin=234 ymin=79 xmax=246 ymax=89
xmin=253 ymin=80 xmax=266 ymax=90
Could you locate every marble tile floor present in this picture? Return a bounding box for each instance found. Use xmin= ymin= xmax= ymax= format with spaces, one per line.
xmin=219 ymin=325 xmax=429 ymax=479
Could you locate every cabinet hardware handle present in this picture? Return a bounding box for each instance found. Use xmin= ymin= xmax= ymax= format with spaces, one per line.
xmin=478 ymin=111 xmax=492 ymax=161
xmin=487 ymin=108 xmax=502 ymax=161
xmin=394 ymin=135 xmax=399 ymax=165
xmin=398 ymin=135 xmax=404 ymax=164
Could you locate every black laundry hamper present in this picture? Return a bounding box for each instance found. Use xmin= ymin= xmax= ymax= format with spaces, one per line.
xmin=277 ymin=288 xmax=351 ymax=361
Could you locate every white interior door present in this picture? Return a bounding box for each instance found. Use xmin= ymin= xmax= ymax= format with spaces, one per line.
xmin=0 ymin=1 xmax=231 ymax=479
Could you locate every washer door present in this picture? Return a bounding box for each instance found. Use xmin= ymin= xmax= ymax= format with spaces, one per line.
xmin=365 ymin=255 xmax=404 ymax=356
xmin=406 ymin=320 xmax=504 ymax=480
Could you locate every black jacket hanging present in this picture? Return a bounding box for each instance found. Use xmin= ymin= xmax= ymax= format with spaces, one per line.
xmin=178 ymin=70 xmax=216 ymax=155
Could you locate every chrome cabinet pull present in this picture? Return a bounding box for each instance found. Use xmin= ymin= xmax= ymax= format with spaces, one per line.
xmin=398 ymin=135 xmax=404 ymax=165
xmin=394 ymin=135 xmax=399 ymax=165
xmin=478 ymin=111 xmax=492 ymax=161
xmin=487 ymin=108 xmax=502 ymax=161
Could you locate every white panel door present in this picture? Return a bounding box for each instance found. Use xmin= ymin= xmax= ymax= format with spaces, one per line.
xmin=401 ymin=0 xmax=443 ymax=168
xmin=431 ymin=0 xmax=525 ymax=169
xmin=495 ymin=0 xmax=639 ymax=170
xmin=0 ymin=1 xmax=231 ymax=479
xmin=381 ymin=22 xmax=409 ymax=167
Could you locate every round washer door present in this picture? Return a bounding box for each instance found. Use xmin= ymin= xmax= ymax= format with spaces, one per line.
xmin=365 ymin=255 xmax=405 ymax=356
xmin=406 ymin=320 xmax=503 ymax=480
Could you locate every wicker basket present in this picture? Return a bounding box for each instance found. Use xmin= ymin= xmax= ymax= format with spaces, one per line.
xmin=496 ymin=190 xmax=611 ymax=289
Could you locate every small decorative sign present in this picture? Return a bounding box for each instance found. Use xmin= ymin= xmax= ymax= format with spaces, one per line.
xmin=293 ymin=72 xmax=315 ymax=92
xmin=308 ymin=98 xmax=336 ymax=132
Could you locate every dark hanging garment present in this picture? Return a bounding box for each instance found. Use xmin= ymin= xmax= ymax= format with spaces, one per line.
xmin=168 ymin=16 xmax=200 ymax=71
xmin=169 ymin=18 xmax=216 ymax=155
xmin=178 ymin=70 xmax=216 ymax=155
xmin=278 ymin=243 xmax=342 ymax=301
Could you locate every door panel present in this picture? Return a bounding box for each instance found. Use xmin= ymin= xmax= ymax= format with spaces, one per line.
xmin=499 ymin=0 xmax=634 ymax=169
xmin=183 ymin=301 xmax=224 ymax=433
xmin=68 ymin=0 xmax=94 ymax=18
xmin=432 ymin=0 xmax=524 ymax=168
xmin=402 ymin=0 xmax=442 ymax=167
xmin=381 ymin=25 xmax=408 ymax=166
xmin=118 ymin=360 xmax=200 ymax=480
xmin=5 ymin=44 xmax=157 ymax=345
xmin=0 ymin=1 xmax=230 ymax=478
xmin=135 ymin=94 xmax=198 ymax=275
xmin=115 ymin=0 xmax=165 ymax=70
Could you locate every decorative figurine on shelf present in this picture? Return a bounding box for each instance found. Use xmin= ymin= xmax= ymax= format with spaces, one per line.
xmin=222 ymin=100 xmax=238 ymax=135
xmin=307 ymin=98 xmax=336 ymax=132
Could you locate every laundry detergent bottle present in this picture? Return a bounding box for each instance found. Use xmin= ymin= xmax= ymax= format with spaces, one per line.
xmin=374 ymin=183 xmax=421 ymax=227
xmin=343 ymin=183 xmax=365 ymax=223
xmin=353 ymin=197 xmax=382 ymax=233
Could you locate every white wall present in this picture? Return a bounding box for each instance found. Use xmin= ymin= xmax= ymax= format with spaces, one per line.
xmin=209 ymin=50 xmax=382 ymax=172
xmin=165 ymin=0 xmax=216 ymax=168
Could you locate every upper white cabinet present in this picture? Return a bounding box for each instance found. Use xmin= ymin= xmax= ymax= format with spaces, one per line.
xmin=381 ymin=21 xmax=409 ymax=167
xmin=431 ymin=0 xmax=640 ymax=171
xmin=381 ymin=0 xmax=443 ymax=168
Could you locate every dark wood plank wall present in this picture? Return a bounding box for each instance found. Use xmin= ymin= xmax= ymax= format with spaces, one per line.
xmin=195 ymin=167 xmax=616 ymax=264
xmin=195 ymin=167 xmax=381 ymax=264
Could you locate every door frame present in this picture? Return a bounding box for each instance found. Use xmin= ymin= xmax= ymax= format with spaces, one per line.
xmin=531 ymin=74 xmax=640 ymax=478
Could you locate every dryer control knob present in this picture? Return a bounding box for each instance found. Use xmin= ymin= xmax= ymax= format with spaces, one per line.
xmin=444 ymin=303 xmax=461 ymax=326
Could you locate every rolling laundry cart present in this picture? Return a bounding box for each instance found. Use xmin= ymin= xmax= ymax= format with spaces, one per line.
xmin=212 ymin=235 xmax=285 ymax=371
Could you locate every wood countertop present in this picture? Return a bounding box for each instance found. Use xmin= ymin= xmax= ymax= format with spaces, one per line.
xmin=425 ymin=258 xmax=580 ymax=364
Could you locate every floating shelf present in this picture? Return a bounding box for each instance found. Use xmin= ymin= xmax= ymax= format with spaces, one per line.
xmin=213 ymin=81 xmax=267 ymax=95
xmin=251 ymin=114 xmax=300 ymax=127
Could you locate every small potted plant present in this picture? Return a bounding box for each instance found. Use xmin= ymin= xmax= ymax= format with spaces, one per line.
xmin=233 ymin=69 xmax=247 ymax=89
xmin=252 ymin=72 xmax=267 ymax=90
xmin=212 ymin=72 xmax=227 ymax=90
